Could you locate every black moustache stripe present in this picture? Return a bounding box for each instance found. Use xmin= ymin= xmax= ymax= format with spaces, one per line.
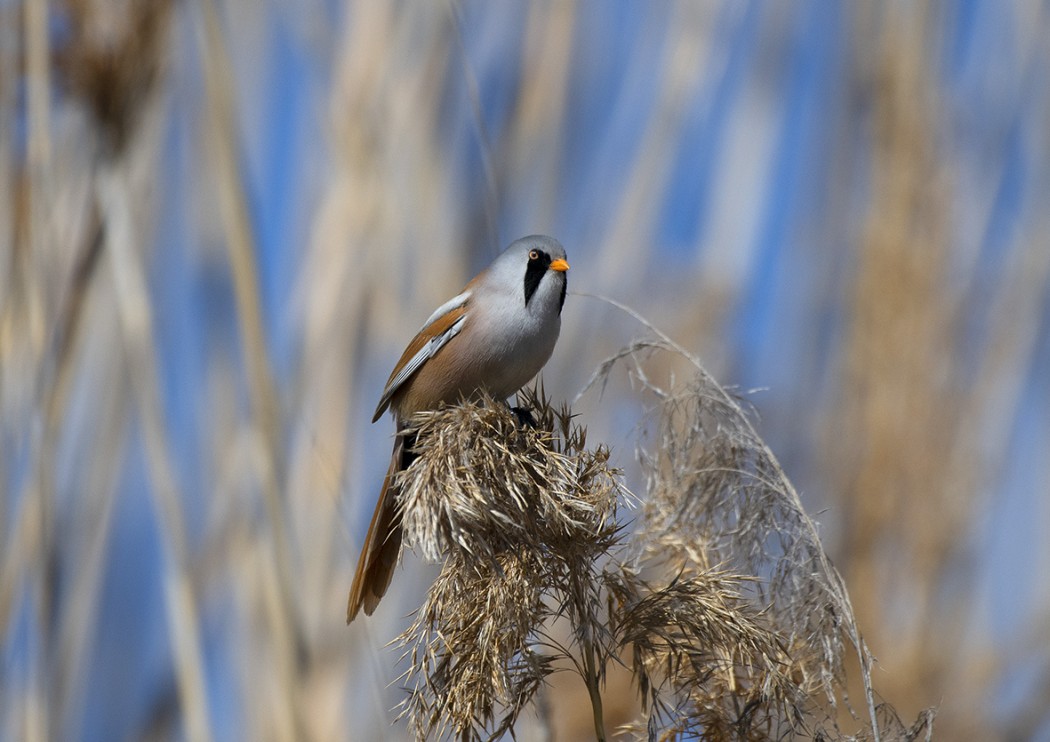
xmin=523 ymin=253 xmax=550 ymax=306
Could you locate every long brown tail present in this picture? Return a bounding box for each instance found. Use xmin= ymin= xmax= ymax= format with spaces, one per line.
xmin=346 ymin=430 xmax=408 ymax=623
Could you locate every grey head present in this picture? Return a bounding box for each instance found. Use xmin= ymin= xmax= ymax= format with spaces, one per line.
xmin=483 ymin=235 xmax=569 ymax=314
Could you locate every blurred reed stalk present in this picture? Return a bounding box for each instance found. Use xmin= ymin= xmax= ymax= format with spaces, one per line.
xmin=193 ymin=1 xmax=304 ymax=738
xmin=19 ymin=0 xmax=55 ymax=736
xmin=102 ymin=158 xmax=214 ymax=742
xmin=827 ymin=4 xmax=1050 ymax=735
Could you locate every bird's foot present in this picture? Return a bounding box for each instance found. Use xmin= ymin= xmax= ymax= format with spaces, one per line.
xmin=509 ymin=405 xmax=537 ymax=428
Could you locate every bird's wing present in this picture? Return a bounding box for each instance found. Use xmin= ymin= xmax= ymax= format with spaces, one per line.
xmin=371 ymin=295 xmax=471 ymax=422
xmin=419 ymin=290 xmax=470 ymax=330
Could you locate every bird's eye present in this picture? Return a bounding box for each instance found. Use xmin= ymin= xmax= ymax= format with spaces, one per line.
xmin=529 ymin=249 xmax=540 ymax=260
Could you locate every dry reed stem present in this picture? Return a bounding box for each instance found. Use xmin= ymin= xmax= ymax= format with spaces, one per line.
xmin=828 ymin=5 xmax=1021 ymax=734
xmin=101 ymin=163 xmax=214 ymax=742
xmin=193 ymin=3 xmax=305 ymax=738
xmin=53 ymin=346 xmax=127 ymax=738
xmin=21 ymin=1 xmax=54 ymax=737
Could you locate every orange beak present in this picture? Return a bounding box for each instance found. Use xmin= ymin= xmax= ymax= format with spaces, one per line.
xmin=549 ymin=258 xmax=569 ymax=272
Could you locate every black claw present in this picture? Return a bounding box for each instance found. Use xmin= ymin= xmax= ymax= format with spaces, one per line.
xmin=510 ymin=406 xmax=537 ymax=428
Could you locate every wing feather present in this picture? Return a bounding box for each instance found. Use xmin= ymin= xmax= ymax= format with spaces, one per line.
xmin=420 ymin=290 xmax=470 ymax=330
xmin=371 ymin=303 xmax=469 ymax=422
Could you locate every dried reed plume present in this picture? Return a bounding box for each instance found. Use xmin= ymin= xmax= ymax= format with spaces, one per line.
xmin=392 ymin=316 xmax=934 ymax=741
xmin=396 ymin=392 xmax=621 ymax=741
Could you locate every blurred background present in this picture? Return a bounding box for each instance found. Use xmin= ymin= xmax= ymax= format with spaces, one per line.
xmin=3 ymin=0 xmax=1050 ymax=739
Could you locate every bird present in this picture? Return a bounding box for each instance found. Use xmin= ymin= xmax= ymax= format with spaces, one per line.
xmin=347 ymin=235 xmax=570 ymax=623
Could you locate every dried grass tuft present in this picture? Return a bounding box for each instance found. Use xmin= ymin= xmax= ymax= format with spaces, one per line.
xmin=398 ymin=393 xmax=620 ymax=567
xmin=392 ymin=351 xmax=927 ymax=740
xmin=609 ymin=566 xmax=801 ymax=741
xmin=396 ymin=392 xmax=622 ymax=740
